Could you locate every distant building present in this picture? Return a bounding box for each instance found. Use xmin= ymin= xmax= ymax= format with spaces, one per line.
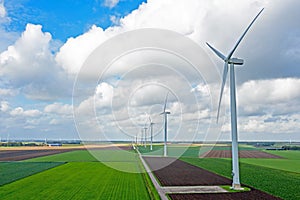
xmin=47 ymin=143 xmax=62 ymax=147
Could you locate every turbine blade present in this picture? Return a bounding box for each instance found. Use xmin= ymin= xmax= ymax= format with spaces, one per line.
xmin=227 ymin=8 xmax=264 ymax=60
xmin=217 ymin=62 xmax=229 ymax=122
xmin=163 ymin=92 xmax=169 ymax=112
xmin=206 ymin=42 xmax=226 ymax=60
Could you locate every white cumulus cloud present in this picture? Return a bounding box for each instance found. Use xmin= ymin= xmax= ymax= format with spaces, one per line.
xmin=44 ymin=102 xmax=73 ymax=116
xmin=10 ymin=107 xmax=41 ymax=117
xmin=104 ymin=0 xmax=120 ymax=8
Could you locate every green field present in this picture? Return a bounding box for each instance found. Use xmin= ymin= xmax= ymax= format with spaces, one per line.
xmin=27 ymin=150 xmax=138 ymax=162
xmin=239 ymin=150 xmax=300 ymax=173
xmin=26 ymin=150 xmax=97 ymax=162
xmin=181 ymin=157 xmax=300 ymax=200
xmin=0 ymin=162 xmax=64 ymax=186
xmin=138 ymin=144 xmax=257 ymax=157
xmin=138 ymin=145 xmax=200 ymax=157
xmin=0 ymin=149 xmax=159 ymax=200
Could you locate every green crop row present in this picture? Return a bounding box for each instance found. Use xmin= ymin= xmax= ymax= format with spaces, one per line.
xmin=0 ymin=162 xmax=64 ymax=186
xmin=0 ymin=162 xmax=153 ymax=200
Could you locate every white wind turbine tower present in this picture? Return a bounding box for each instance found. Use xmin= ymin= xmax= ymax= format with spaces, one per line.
xmin=149 ymin=116 xmax=155 ymax=151
xmin=206 ymin=8 xmax=264 ymax=190
xmin=140 ymin=128 xmax=143 ymax=145
xmin=160 ymin=92 xmax=170 ymax=157
xmin=143 ymin=121 xmax=148 ymax=148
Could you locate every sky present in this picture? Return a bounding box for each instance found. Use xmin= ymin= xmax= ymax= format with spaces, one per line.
xmin=0 ymin=0 xmax=299 ymax=142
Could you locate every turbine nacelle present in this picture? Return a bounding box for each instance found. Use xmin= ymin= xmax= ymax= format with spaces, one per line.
xmin=160 ymin=111 xmax=171 ymax=115
xmin=228 ymin=58 xmax=244 ymax=65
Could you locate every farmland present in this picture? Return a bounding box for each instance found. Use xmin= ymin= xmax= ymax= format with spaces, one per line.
xmin=0 ymin=149 xmax=75 ymax=161
xmin=181 ymin=156 xmax=300 ymax=200
xmin=1 ymin=144 xmax=299 ymax=199
xmin=0 ymin=162 xmax=64 ymax=186
xmin=0 ymin=148 xmax=159 ymax=200
xmin=140 ymin=144 xmax=299 ymax=199
xmin=240 ymin=150 xmax=300 ymax=173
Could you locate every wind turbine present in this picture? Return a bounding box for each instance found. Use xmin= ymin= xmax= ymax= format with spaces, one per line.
xmin=160 ymin=92 xmax=170 ymax=157
xmin=149 ymin=116 xmax=155 ymax=151
xmin=206 ymin=8 xmax=264 ymax=190
xmin=143 ymin=121 xmax=148 ymax=148
xmin=140 ymin=128 xmax=143 ymax=145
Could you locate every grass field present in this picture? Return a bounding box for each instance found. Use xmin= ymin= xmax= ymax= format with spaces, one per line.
xmin=181 ymin=157 xmax=300 ymax=200
xmin=0 ymin=149 xmax=159 ymax=200
xmin=0 ymin=162 xmax=64 ymax=186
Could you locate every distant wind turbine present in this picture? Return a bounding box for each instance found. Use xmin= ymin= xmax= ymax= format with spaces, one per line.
xmin=143 ymin=121 xmax=148 ymax=148
xmin=160 ymin=92 xmax=170 ymax=157
xmin=206 ymin=8 xmax=264 ymax=190
xmin=140 ymin=128 xmax=143 ymax=145
xmin=149 ymin=116 xmax=155 ymax=151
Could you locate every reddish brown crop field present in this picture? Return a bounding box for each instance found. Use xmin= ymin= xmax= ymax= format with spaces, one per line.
xmin=0 ymin=149 xmax=74 ymax=161
xmin=202 ymin=150 xmax=282 ymax=158
xmin=144 ymin=157 xmax=231 ymax=186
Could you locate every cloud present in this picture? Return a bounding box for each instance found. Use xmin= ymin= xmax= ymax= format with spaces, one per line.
xmin=55 ymin=25 xmax=111 ymax=74
xmin=56 ymin=0 xmax=287 ymax=81
xmin=0 ymin=24 xmax=71 ymax=100
xmin=76 ymin=82 xmax=114 ymax=115
xmin=0 ymin=0 xmax=6 ymax=18
xmin=237 ymin=78 xmax=300 ymax=116
xmin=0 ymin=88 xmax=16 ymax=96
xmin=10 ymin=107 xmax=41 ymax=117
xmin=0 ymin=100 xmax=9 ymax=112
xmin=44 ymin=102 xmax=73 ymax=116
xmin=0 ymin=23 xmax=54 ymax=84
xmin=104 ymin=0 xmax=120 ymax=8
xmin=1 ymin=0 xmax=300 ymax=141
xmin=239 ymin=78 xmax=300 ymax=104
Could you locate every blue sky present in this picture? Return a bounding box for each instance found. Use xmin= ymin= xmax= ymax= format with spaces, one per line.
xmin=4 ymin=0 xmax=146 ymax=41
xmin=0 ymin=0 xmax=299 ymax=142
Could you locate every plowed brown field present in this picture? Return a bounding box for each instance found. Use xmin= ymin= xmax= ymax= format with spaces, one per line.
xmin=144 ymin=157 xmax=281 ymax=200
xmin=0 ymin=149 xmax=74 ymax=161
xmin=202 ymin=150 xmax=282 ymax=158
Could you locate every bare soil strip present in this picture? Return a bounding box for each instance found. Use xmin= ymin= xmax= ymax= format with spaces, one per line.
xmin=143 ymin=157 xmax=231 ymax=186
xmin=202 ymin=150 xmax=283 ymax=158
